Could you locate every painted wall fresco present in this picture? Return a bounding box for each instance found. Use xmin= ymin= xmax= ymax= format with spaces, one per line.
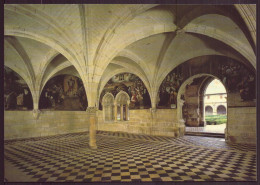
xmin=218 ymin=61 xmax=255 ymax=107
xmin=39 ymin=75 xmax=88 ymax=110
xmin=158 ymin=57 xmax=256 ymax=108
xmin=158 ymin=66 xmax=184 ymax=109
xmin=4 ymin=67 xmax=33 ymax=110
xmin=100 ymin=73 xmax=151 ymax=110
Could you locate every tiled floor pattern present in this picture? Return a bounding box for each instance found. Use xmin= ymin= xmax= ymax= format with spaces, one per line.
xmin=4 ymin=131 xmax=256 ymax=182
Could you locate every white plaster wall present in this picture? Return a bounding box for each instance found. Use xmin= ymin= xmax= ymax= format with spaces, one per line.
xmin=4 ymin=111 xmax=89 ymax=140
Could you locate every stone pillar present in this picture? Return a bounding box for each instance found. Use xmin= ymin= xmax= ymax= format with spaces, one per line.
xmin=150 ymin=107 xmax=157 ymax=135
xmin=87 ymin=107 xmax=97 ymax=149
xmin=120 ymin=105 xmax=124 ymax=121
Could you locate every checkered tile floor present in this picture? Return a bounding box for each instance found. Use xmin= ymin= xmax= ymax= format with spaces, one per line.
xmin=4 ymin=131 xmax=256 ymax=182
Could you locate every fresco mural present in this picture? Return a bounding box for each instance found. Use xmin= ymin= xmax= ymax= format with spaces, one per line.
xmin=158 ymin=66 xmax=184 ymax=109
xmin=39 ymin=75 xmax=88 ymax=110
xmin=4 ymin=66 xmax=33 ymax=110
xmin=100 ymin=73 xmax=151 ymax=110
xmin=218 ymin=61 xmax=255 ymax=106
xmin=158 ymin=57 xmax=256 ymax=109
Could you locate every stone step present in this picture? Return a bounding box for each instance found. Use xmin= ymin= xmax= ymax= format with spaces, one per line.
xmin=185 ymin=132 xmax=225 ymax=138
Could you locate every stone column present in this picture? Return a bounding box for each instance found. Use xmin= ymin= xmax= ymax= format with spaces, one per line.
xmin=87 ymin=107 xmax=97 ymax=149
xmin=120 ymin=105 xmax=124 ymax=121
xmin=150 ymin=108 xmax=157 ymax=135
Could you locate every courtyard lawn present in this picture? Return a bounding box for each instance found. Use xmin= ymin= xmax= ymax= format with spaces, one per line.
xmin=205 ymin=115 xmax=227 ymax=125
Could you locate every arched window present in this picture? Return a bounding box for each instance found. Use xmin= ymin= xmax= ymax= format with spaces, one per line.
xmin=102 ymin=93 xmax=114 ymax=121
xmin=115 ymin=91 xmax=130 ymax=121
xmin=205 ymin=106 xmax=213 ymax=115
xmin=217 ymin=105 xmax=226 ymax=115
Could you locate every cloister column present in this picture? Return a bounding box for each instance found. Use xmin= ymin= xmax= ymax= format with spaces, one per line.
xmin=85 ymin=80 xmax=99 ymax=150
xmin=87 ymin=107 xmax=97 ymax=149
xmin=120 ymin=105 xmax=124 ymax=121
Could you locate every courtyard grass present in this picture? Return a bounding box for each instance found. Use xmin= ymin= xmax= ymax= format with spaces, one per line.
xmin=205 ymin=115 xmax=227 ymax=125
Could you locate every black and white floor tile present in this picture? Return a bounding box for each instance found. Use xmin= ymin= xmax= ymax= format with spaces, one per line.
xmin=4 ymin=131 xmax=256 ymax=182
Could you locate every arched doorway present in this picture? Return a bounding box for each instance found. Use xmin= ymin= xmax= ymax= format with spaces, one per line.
xmin=177 ymin=74 xmax=227 ymax=136
xmin=205 ymin=106 xmax=213 ymax=115
xmin=203 ymin=79 xmax=227 ymax=134
xmin=217 ymin=105 xmax=227 ymax=115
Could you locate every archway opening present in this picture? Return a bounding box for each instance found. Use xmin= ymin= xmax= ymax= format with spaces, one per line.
xmin=181 ymin=75 xmax=227 ymax=136
xmin=203 ymin=79 xmax=227 ymax=133
xmin=205 ymin=106 xmax=213 ymax=115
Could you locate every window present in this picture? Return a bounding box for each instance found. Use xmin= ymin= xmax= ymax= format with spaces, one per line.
xmin=102 ymin=93 xmax=114 ymax=121
xmin=115 ymin=91 xmax=130 ymax=121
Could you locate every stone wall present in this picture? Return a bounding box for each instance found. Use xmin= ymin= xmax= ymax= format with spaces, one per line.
xmin=227 ymin=107 xmax=256 ymax=145
xmin=4 ymin=111 xmax=89 ymax=140
xmin=97 ymin=109 xmax=184 ymax=137
xmin=5 ymin=107 xmax=256 ymax=145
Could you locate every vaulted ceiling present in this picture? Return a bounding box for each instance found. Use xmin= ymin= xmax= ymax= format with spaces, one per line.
xmin=4 ymin=4 xmax=256 ymax=107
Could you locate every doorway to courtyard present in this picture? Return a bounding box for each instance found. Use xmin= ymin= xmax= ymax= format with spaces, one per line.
xmin=203 ymin=79 xmax=227 ymax=134
xmin=183 ymin=76 xmax=227 ymax=137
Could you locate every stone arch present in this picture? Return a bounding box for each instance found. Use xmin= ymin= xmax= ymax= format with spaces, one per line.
xmin=217 ymin=105 xmax=227 ymax=115
xmin=102 ymin=93 xmax=115 ymax=121
xmin=176 ymin=73 xmax=223 ymax=125
xmin=115 ymin=91 xmax=130 ymax=121
xmin=205 ymin=106 xmax=213 ymax=115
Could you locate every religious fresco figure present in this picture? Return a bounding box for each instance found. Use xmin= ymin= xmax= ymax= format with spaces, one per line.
xmin=39 ymin=75 xmax=87 ymax=111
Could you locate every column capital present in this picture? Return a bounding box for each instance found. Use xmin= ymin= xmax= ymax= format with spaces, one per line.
xmin=86 ymin=107 xmax=97 ymax=115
